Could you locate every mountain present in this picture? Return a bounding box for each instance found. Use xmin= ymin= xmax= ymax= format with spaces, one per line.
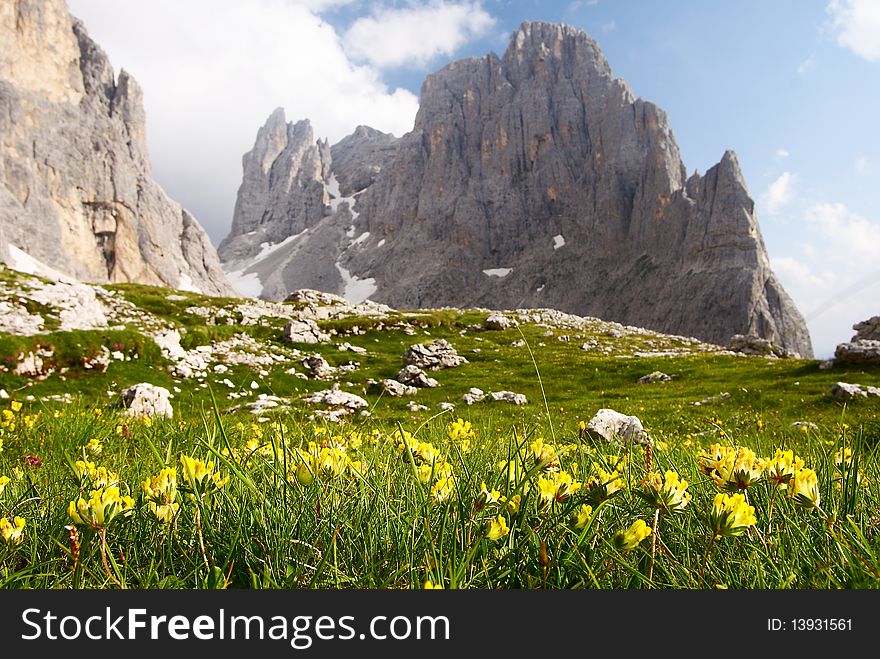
xmin=219 ymin=21 xmax=812 ymax=357
xmin=0 ymin=0 xmax=234 ymax=296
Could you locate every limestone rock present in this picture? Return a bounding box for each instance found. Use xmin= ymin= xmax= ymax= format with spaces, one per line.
xmin=282 ymin=318 xmax=330 ymax=344
xmin=396 ymin=364 xmax=440 ymax=388
xmin=729 ymin=334 xmax=795 ymax=358
xmin=484 ymin=313 xmax=515 ymax=331
xmin=585 ymin=408 xmax=651 ymax=446
xmin=373 ymin=379 xmax=417 ymax=397
xmin=120 ymin=383 xmax=173 ymax=419
xmin=489 ymin=391 xmax=528 ymax=405
xmin=462 ymin=387 xmax=486 ymax=405
xmin=638 ymin=371 xmax=672 ymax=384
xmin=300 ymin=353 xmax=336 ymax=380
xmin=403 ymin=339 xmax=468 ymax=371
xmin=221 ymin=21 xmax=814 ymax=358
xmin=0 ymin=1 xmax=233 ymax=296
xmin=834 ymin=317 xmax=880 ymax=366
xmin=830 ymin=382 xmax=880 ymax=402
xmin=304 ymin=384 xmax=368 ymax=414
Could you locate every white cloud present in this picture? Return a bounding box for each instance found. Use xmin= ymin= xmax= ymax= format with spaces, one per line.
xmin=67 ymin=0 xmax=421 ymax=244
xmin=855 ymin=156 xmax=870 ymax=174
xmin=770 ymin=202 xmax=880 ymax=358
xmin=796 ymin=55 xmax=816 ymax=76
xmin=828 ymin=0 xmax=880 ymax=61
xmin=761 ymin=172 xmax=798 ymax=215
xmin=775 ymin=148 xmax=790 ymax=159
xmin=343 ymin=2 xmax=496 ymax=69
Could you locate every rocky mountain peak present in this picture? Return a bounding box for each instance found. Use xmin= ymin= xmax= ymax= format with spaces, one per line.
xmin=221 ymin=22 xmax=812 ymax=357
xmin=0 ymin=0 xmax=234 ymax=296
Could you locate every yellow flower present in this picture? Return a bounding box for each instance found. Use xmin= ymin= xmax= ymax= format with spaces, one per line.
xmin=639 ymin=471 xmax=691 ymax=512
xmin=0 ymin=516 xmax=25 ymax=545
xmin=573 ymin=504 xmax=593 ymax=530
xmin=698 ymin=443 xmax=730 ymax=476
xmin=179 ymin=455 xmax=229 ymax=497
xmin=789 ymin=468 xmax=821 ymax=509
xmin=10 ymin=401 xmax=22 ymax=412
xmin=528 ymin=437 xmax=559 ymax=471
xmin=585 ymin=463 xmax=625 ymax=504
xmin=709 ymin=492 xmax=757 ymax=539
xmin=447 ymin=417 xmax=474 ymax=441
xmin=0 ymin=475 xmax=9 ymax=496
xmin=552 ymin=471 xmax=582 ymax=500
xmin=142 ymin=467 xmax=178 ymax=505
xmin=91 ymin=467 xmax=121 ymax=489
xmin=486 ymin=515 xmax=510 ymax=542
xmin=85 ymin=438 xmax=104 ymax=455
xmin=613 ymin=519 xmax=652 ymax=551
xmin=834 ymin=448 xmax=853 ymax=469
xmin=766 ymin=449 xmax=804 ymax=489
xmin=476 ymin=481 xmax=501 ymax=508
xmin=431 ymin=476 xmax=457 ymax=504
xmin=423 ymin=580 xmax=443 ymax=589
xmin=68 ymin=487 xmax=135 ymax=529
xmin=501 ymin=494 xmax=521 ymax=514
xmin=537 ymin=476 xmax=558 ymax=510
xmin=73 ymin=460 xmax=96 ymax=485
xmin=710 ymin=447 xmax=765 ymax=491
xmin=148 ymin=502 xmax=180 ymax=523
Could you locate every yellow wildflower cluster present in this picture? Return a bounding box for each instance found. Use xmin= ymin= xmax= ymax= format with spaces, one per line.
xmin=584 ymin=462 xmax=625 ymax=505
xmin=179 ymin=455 xmax=230 ymax=498
xmin=0 ymin=516 xmax=25 ymax=546
xmin=613 ymin=519 xmax=652 ymax=551
xmin=702 ymin=445 xmax=765 ymax=490
xmin=73 ymin=460 xmax=121 ymax=490
xmin=765 ymin=449 xmax=805 ymax=489
xmin=639 ymin=470 xmax=691 ymax=512
xmin=291 ymin=440 xmax=363 ymax=485
xmin=142 ymin=467 xmax=180 ymax=523
xmin=536 ymin=470 xmax=582 ymax=510
xmin=68 ymin=487 xmax=135 ymax=529
xmin=398 ymin=432 xmax=457 ymax=504
xmin=708 ymin=492 xmax=757 ymax=539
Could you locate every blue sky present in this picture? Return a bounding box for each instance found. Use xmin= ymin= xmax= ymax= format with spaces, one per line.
xmin=67 ymin=0 xmax=880 ymax=357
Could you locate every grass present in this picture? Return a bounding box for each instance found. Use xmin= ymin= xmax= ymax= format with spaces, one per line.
xmin=0 ymin=277 xmax=878 ymax=589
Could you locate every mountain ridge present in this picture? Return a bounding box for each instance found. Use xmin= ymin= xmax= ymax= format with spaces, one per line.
xmin=219 ymin=20 xmax=812 ymax=357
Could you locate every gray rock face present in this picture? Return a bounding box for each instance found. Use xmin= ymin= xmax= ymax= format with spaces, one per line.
xmin=830 ymin=382 xmax=880 ymax=402
xmin=120 ymin=383 xmax=173 ymax=419
xmin=0 ymin=1 xmax=234 ymax=296
xmin=221 ymin=21 xmax=811 ymax=357
xmin=729 ymin=334 xmax=795 ymax=358
xmin=585 ymin=408 xmax=651 ymax=446
xmin=396 ymin=364 xmax=440 ymax=388
xmin=834 ymin=316 xmax=880 ymax=366
xmin=329 ymin=125 xmax=400 ymax=197
xmin=403 ymin=339 xmax=468 ymax=370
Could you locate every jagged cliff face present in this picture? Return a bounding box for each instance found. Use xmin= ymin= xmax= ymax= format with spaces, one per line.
xmin=0 ymin=0 xmax=234 ymax=296
xmin=220 ymin=22 xmax=812 ymax=357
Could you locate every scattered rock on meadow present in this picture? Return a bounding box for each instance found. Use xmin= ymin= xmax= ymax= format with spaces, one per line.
xmin=282 ymin=318 xmax=330 ymax=344
xmin=489 ymin=391 xmax=528 ymax=405
xmin=303 ymin=384 xmax=368 ymax=415
xmin=396 ymin=364 xmax=440 ymax=388
xmin=585 ymin=408 xmax=651 ymax=446
xmin=407 ymin=401 xmax=428 ymax=412
xmin=483 ymin=313 xmax=515 ymax=331
xmin=638 ymin=371 xmax=671 ymax=384
xmin=404 ymin=339 xmax=468 ymax=370
xmin=375 ymin=379 xmax=418 ymax=397
xmin=462 ymin=388 xmax=486 ymax=405
xmin=120 ymin=383 xmax=173 ymax=419
xmin=830 ymin=382 xmax=880 ymax=402
xmin=691 ymin=392 xmax=731 ymax=407
xmin=791 ymin=421 xmax=819 ymax=431
xmin=300 ymin=353 xmax=336 ymax=380
xmin=729 ymin=334 xmax=795 ymax=358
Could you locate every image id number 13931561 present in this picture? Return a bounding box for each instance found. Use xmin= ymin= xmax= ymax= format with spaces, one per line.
xmin=768 ymin=619 xmax=853 ymax=631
